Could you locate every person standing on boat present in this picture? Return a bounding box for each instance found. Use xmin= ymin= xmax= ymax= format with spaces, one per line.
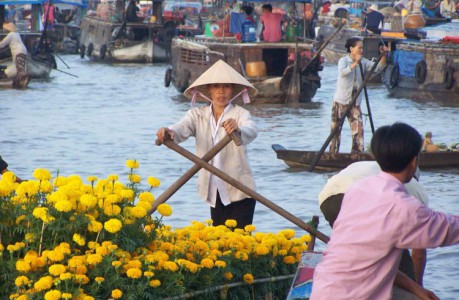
xmin=156 ymin=60 xmax=258 ymax=229
xmin=311 ymin=122 xmax=459 ymax=300
xmin=0 ymin=22 xmax=29 ymax=87
xmin=318 ymin=161 xmax=429 ymax=287
xmin=329 ymin=37 xmax=388 ymax=155
xmin=422 ymin=0 xmax=441 ymax=17
xmin=440 ymin=0 xmax=457 ymax=18
xmin=362 ymin=4 xmax=384 ymax=34
xmin=260 ymin=4 xmax=283 ymax=42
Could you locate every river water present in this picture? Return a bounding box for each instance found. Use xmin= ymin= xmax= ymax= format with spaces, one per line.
xmin=1 ymin=54 xmax=459 ymax=299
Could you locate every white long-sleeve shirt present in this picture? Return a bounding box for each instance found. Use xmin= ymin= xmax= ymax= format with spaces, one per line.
xmin=0 ymin=32 xmax=28 ymax=61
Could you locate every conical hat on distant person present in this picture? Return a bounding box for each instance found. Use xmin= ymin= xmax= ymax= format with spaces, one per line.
xmin=3 ymin=22 xmax=17 ymax=32
xmin=184 ymin=59 xmax=258 ymax=104
xmin=369 ymin=4 xmax=379 ymax=11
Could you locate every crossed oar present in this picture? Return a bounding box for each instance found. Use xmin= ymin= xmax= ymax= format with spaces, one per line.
xmin=148 ymin=131 xmax=330 ymax=244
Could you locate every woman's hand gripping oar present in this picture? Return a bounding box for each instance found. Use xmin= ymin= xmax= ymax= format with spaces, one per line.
xmin=155 ymin=134 xmax=330 ymax=243
xmin=148 ymin=130 xmax=242 ymax=215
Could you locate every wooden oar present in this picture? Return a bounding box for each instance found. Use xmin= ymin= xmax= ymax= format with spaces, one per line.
xmin=27 ymin=57 xmax=79 ymax=78
xmin=308 ymin=51 xmax=386 ymax=172
xmin=301 ymin=21 xmax=346 ymax=74
xmin=148 ymin=131 xmax=242 ymax=214
xmin=159 ymin=136 xmax=330 ymax=243
xmin=359 ymin=63 xmax=375 ymax=134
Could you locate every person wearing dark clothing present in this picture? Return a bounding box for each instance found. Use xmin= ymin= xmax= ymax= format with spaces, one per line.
xmin=362 ymin=4 xmax=384 ymax=34
xmin=126 ymin=0 xmax=142 ymax=22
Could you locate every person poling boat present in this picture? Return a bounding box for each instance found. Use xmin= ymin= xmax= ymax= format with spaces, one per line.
xmin=0 ymin=22 xmax=29 ymax=88
xmin=156 ymin=60 xmax=258 ymax=229
xmin=329 ymin=37 xmax=389 ymax=155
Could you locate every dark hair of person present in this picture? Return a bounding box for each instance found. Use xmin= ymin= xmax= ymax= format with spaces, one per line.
xmin=345 ymin=37 xmax=362 ymax=53
xmin=262 ymin=4 xmax=273 ymax=12
xmin=243 ymin=6 xmax=253 ymax=15
xmin=371 ymin=122 xmax=422 ymax=173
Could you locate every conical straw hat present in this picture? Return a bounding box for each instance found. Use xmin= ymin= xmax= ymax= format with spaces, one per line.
xmin=184 ymin=59 xmax=258 ymax=103
xmin=3 ymin=22 xmax=17 ymax=32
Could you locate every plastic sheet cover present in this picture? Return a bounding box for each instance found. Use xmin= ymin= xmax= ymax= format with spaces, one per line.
xmin=394 ymin=49 xmax=424 ymax=78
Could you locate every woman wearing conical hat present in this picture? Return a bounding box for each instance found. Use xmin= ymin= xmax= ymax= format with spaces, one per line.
xmin=0 ymin=22 xmax=29 ymax=87
xmin=156 ymin=60 xmax=258 ymax=229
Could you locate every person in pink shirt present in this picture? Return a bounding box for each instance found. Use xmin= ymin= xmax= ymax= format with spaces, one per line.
xmin=311 ymin=122 xmax=459 ymax=300
xmin=260 ymin=4 xmax=283 ymax=42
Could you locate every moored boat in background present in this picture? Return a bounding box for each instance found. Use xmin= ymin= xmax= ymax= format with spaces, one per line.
xmin=166 ymin=36 xmax=323 ymax=104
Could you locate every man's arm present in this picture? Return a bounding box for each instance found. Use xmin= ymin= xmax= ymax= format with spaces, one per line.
xmin=411 ymin=248 xmax=427 ymax=286
xmin=394 ymin=271 xmax=439 ymax=300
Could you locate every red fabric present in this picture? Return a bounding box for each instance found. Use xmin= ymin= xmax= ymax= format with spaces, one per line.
xmin=443 ymin=36 xmax=459 ymax=43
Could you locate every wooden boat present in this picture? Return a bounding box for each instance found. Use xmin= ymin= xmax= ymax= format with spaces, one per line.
xmin=272 ymin=144 xmax=459 ymax=171
xmin=79 ymin=0 xmax=174 ymax=63
xmin=383 ymin=23 xmax=459 ymax=102
xmin=165 ymin=36 xmax=323 ymax=103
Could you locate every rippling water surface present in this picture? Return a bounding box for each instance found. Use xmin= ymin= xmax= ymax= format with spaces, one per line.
xmin=1 ymin=55 xmax=459 ymax=299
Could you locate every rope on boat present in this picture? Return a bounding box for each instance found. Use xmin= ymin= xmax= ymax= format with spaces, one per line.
xmin=161 ymin=274 xmax=296 ymax=300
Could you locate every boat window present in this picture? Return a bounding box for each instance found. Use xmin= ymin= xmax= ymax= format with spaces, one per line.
xmin=180 ymin=48 xmax=208 ymax=65
xmin=262 ymin=48 xmax=288 ymax=76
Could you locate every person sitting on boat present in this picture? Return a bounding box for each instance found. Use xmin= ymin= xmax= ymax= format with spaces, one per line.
xmin=422 ymin=0 xmax=441 ymax=18
xmin=0 ymin=22 xmax=29 ymax=87
xmin=260 ymin=4 xmax=284 ymax=42
xmin=362 ymin=4 xmax=384 ymax=34
xmin=440 ymin=0 xmax=457 ymax=18
xmin=422 ymin=132 xmax=442 ymax=152
xmin=319 ymin=161 xmax=430 ymax=288
xmin=329 ymin=37 xmax=388 ymax=155
xmin=311 ymin=122 xmax=459 ymax=300
xmin=156 ymin=60 xmax=258 ymax=229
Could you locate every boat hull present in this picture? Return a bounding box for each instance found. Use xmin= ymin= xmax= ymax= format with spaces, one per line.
xmin=79 ymin=17 xmax=170 ymax=63
xmin=383 ymin=41 xmax=459 ymax=102
xmin=272 ymin=144 xmax=459 ymax=171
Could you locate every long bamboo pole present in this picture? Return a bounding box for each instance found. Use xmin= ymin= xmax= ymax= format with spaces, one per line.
xmin=148 ymin=132 xmax=241 ymax=214
xmin=159 ymin=138 xmax=330 ymax=243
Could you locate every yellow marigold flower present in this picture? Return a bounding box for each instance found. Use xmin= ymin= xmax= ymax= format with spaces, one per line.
xmin=138 ymin=192 xmax=154 ymax=203
xmin=44 ymin=290 xmax=62 ymax=300
xmin=1 ymin=171 xmax=17 ymax=183
xmin=120 ymin=189 xmax=134 ymax=200
xmin=72 ymin=234 xmax=85 ymax=247
xmin=243 ymin=273 xmax=254 ymax=284
xmin=126 ymin=268 xmax=142 ymax=279
xmin=162 ymin=261 xmax=179 ymax=272
xmin=80 ymin=194 xmax=97 ymax=208
xmin=144 ymin=271 xmax=154 ymax=278
xmin=107 ymin=174 xmax=118 ymax=182
xmin=9 ymin=293 xmax=19 ymax=300
xmin=106 ymin=194 xmax=120 ymax=204
xmin=17 ymin=295 xmax=29 ymax=300
xmin=54 ymin=200 xmax=72 ymax=212
xmin=15 ymin=215 xmax=27 ymax=225
xmin=86 ymin=253 xmax=103 ymax=265
xmin=200 ymin=258 xmax=214 ymax=269
xmin=25 ymin=233 xmax=35 ymax=242
xmin=32 ymin=207 xmax=48 ymax=219
xmin=280 ymin=229 xmax=296 ymax=239
xmin=104 ymin=204 xmax=121 ymax=216
xmin=62 ymin=293 xmax=72 ymax=299
xmin=254 ymin=245 xmax=270 ymax=256
xmin=39 ymin=180 xmax=53 ymax=193
xmin=131 ymin=206 xmax=147 ymax=218
xmin=87 ymin=220 xmax=103 ymax=233
xmin=149 ymin=279 xmax=161 ymax=287
xmin=49 ymin=264 xmax=67 ymax=276
xmin=278 ymin=249 xmax=288 ymax=256
xmin=74 ymin=274 xmax=90 ymax=284
xmin=112 ymin=261 xmax=122 ymax=268
xmin=0 ymin=243 xmax=3 ymax=252
xmin=244 ymin=225 xmax=256 ymax=232
xmin=283 ymin=255 xmax=297 ymax=264
xmin=205 ymin=219 xmax=213 ymax=225
xmin=95 ymin=277 xmax=105 ymax=283
xmin=34 ymin=276 xmax=53 ymax=291
xmin=225 ymin=219 xmax=237 ymax=228
xmin=224 ymin=272 xmax=233 ymax=281
xmin=104 ymin=219 xmax=122 ymax=233
xmin=53 ymin=176 xmax=68 ymax=187
xmin=87 ymin=176 xmax=98 ymax=183
xmin=83 ymin=296 xmax=95 ymax=300
xmin=157 ymin=203 xmax=172 ymax=217
xmin=16 ymin=260 xmax=31 ymax=273
xmin=111 ymin=289 xmax=123 ymax=299
xmin=215 ymin=260 xmax=226 ymax=268
xmin=128 ymin=174 xmax=141 ymax=183
xmin=147 ymin=176 xmax=161 ymax=188
xmin=33 ymin=168 xmax=52 ymax=181
xmin=126 ymin=159 xmax=140 ymax=169
xmin=60 ymin=273 xmax=72 ymax=280
xmin=300 ymin=234 xmax=311 ymax=244
xmin=15 ymin=275 xmax=30 ymax=287
xmin=136 ymin=201 xmax=152 ymax=211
